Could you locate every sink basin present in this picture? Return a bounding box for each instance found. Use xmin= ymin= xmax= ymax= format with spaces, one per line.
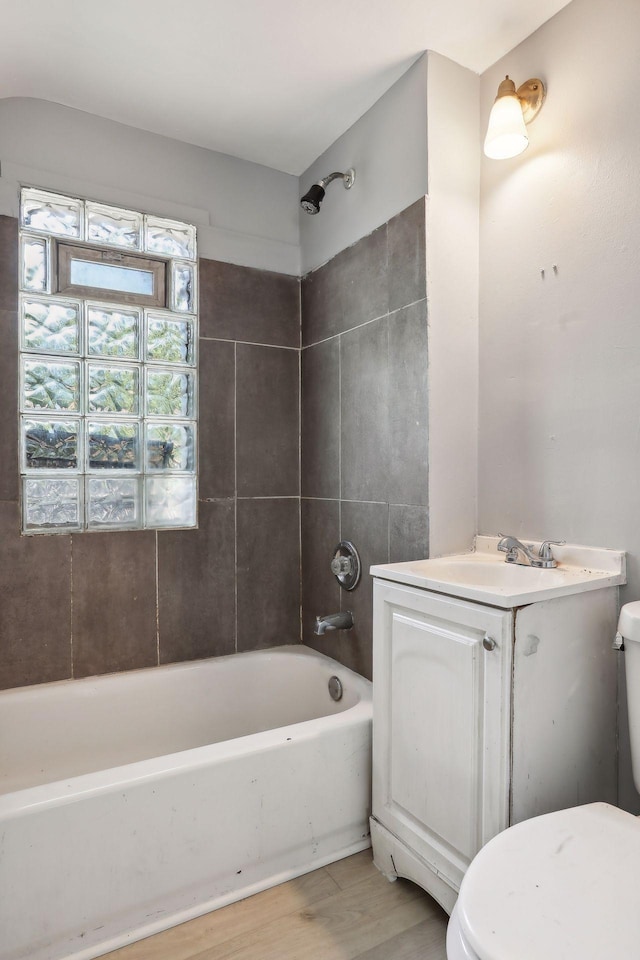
xmin=414 ymin=556 xmax=571 ymax=589
xmin=370 ymin=537 xmax=626 ymax=607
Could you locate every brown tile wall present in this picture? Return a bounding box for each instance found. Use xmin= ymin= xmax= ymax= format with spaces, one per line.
xmin=301 ymin=199 xmax=429 ymax=680
xmin=0 ymin=197 xmax=428 ymax=690
xmin=0 ymin=215 xmax=301 ymax=690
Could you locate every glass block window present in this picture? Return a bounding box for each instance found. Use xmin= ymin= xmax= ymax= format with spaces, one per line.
xmin=19 ymin=187 xmax=198 ymax=534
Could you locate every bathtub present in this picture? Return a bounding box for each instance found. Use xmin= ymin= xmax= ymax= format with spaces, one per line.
xmin=0 ymin=644 xmax=372 ymax=960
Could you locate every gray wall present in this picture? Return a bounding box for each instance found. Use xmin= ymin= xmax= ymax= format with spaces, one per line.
xmin=299 ymin=57 xmax=428 ymax=275
xmin=0 ymin=216 xmax=301 ymax=689
xmin=478 ymin=0 xmax=640 ymax=809
xmin=301 ymin=199 xmax=428 ymax=680
xmin=425 ymin=53 xmax=480 ymax=557
xmin=0 ymin=98 xmax=300 ymax=274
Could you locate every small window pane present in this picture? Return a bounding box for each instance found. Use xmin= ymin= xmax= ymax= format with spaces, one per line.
xmin=23 ymin=359 xmax=80 ymax=411
xmin=145 ymin=476 xmax=196 ymax=527
xmin=86 ymin=202 xmax=142 ymax=250
xmin=145 ymin=216 xmax=196 ymax=259
xmin=22 ymin=417 xmax=79 ymax=470
xmin=70 ymin=258 xmax=155 ymax=296
xmin=24 ymin=477 xmax=81 ymax=531
xmin=87 ymin=477 xmax=141 ymax=529
xmin=146 ymin=368 xmax=194 ymax=418
xmin=146 ymin=422 xmax=196 ymax=472
xmin=146 ymin=313 xmax=194 ymax=365
xmin=21 ymin=189 xmax=82 ymax=238
xmin=22 ymin=296 xmax=80 ymax=354
xmin=88 ymin=363 xmax=140 ymax=414
xmin=171 ymin=261 xmax=195 ymax=312
xmin=88 ymin=421 xmax=140 ymax=471
xmin=87 ymin=304 xmax=140 ymax=359
xmin=21 ymin=236 xmax=48 ymax=292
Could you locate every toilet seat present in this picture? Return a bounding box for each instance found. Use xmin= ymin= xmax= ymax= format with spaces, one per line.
xmin=450 ymin=802 xmax=640 ymax=960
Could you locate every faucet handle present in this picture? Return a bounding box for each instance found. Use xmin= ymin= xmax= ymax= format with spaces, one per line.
xmin=331 ymin=555 xmax=353 ymax=576
xmin=539 ymin=539 xmax=566 ymax=559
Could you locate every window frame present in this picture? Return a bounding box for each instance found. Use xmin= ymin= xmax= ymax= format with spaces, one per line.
xmin=56 ymin=242 xmax=167 ymax=308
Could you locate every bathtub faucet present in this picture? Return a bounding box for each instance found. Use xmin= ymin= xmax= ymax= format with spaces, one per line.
xmin=314 ymin=611 xmax=354 ymax=635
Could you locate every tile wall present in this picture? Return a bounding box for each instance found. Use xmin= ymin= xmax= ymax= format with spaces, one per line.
xmin=0 ymin=216 xmax=301 ymax=689
xmin=0 ymin=197 xmax=428 ymax=688
xmin=301 ymin=199 xmax=429 ymax=679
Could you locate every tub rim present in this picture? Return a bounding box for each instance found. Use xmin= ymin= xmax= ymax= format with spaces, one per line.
xmin=0 ymin=644 xmax=372 ymax=818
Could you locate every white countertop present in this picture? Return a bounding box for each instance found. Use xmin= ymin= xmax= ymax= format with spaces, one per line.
xmin=370 ymin=536 xmax=626 ymax=608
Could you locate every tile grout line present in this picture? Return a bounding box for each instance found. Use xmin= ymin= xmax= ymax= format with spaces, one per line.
xmin=298 ymin=329 xmax=303 ymax=644
xmin=338 ymin=329 xmax=342 ymax=507
xmin=234 ymin=340 xmax=238 ymax=655
xmin=338 ymin=330 xmax=343 ymax=613
xmin=338 ymin=329 xmax=342 ymax=552
xmin=155 ymin=530 xmax=160 ymax=666
xmin=200 ymin=335 xmax=299 ymax=352
xmin=385 ymin=231 xmax=391 ymax=565
xmin=301 ymin=295 xmax=427 ymax=351
xmin=298 ymin=273 xmax=303 ymax=352
xmin=236 ymin=495 xmax=300 ymax=501
xmin=69 ymin=535 xmax=74 ymax=678
xmin=300 ymin=497 xmax=428 ymax=507
xmin=384 ymin=227 xmax=391 ymax=563
xmin=299 ymin=277 xmax=304 ymax=644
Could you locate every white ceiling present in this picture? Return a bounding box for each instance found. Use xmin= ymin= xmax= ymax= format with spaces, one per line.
xmin=0 ymin=0 xmax=571 ymax=175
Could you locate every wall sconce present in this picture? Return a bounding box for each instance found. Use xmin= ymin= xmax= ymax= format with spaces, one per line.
xmin=484 ymin=76 xmax=546 ymax=160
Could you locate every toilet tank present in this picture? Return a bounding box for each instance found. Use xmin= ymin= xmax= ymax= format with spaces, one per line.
xmin=619 ymin=602 xmax=640 ymax=793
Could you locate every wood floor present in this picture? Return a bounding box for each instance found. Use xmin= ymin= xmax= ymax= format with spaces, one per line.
xmin=105 ymin=850 xmax=449 ymax=960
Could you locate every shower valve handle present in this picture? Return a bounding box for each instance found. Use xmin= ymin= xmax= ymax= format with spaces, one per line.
xmin=331 ymin=556 xmax=353 ymax=576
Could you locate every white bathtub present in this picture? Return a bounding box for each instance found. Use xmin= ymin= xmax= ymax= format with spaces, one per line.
xmin=0 ymin=644 xmax=372 ymax=960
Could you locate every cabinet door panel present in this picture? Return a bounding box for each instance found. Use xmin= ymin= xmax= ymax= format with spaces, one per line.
xmin=372 ymin=580 xmax=512 ymax=891
xmin=389 ymin=611 xmax=482 ymax=860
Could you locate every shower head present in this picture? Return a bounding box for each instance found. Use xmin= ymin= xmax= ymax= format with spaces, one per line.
xmin=300 ymin=168 xmax=355 ymax=215
xmin=300 ymin=183 xmax=326 ymax=215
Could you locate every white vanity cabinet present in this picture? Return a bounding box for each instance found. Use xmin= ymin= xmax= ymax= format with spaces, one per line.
xmin=370 ymin=542 xmax=624 ymax=914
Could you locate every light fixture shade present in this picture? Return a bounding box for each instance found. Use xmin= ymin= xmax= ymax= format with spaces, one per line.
xmin=484 ymin=93 xmax=529 ymax=160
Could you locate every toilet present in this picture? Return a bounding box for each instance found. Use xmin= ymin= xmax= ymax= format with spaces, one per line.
xmin=446 ymin=601 xmax=640 ymax=959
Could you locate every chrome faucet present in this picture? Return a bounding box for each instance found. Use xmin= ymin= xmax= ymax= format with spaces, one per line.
xmin=497 ymin=536 xmax=565 ymax=569
xmin=314 ymin=611 xmax=354 ymax=635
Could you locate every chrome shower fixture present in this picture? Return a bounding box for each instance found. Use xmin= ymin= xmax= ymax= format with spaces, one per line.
xmin=300 ymin=168 xmax=356 ymax=215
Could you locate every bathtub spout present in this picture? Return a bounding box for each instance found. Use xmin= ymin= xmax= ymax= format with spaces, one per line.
xmin=314 ymin=611 xmax=354 ymax=635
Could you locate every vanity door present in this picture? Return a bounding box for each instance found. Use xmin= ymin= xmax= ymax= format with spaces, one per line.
xmin=372 ymin=579 xmax=513 ymax=894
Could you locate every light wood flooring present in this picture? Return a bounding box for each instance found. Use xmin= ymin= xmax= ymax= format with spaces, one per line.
xmin=105 ymin=850 xmax=448 ymax=960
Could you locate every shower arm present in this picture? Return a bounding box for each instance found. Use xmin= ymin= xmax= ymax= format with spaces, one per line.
xmin=300 ymin=167 xmax=356 ymax=215
xmin=316 ymin=170 xmax=355 ymax=190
